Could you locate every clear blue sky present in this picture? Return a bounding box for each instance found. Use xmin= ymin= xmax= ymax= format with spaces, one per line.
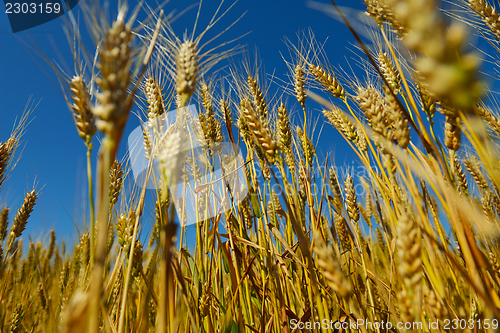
xmin=0 ymin=0 xmax=394 ymax=247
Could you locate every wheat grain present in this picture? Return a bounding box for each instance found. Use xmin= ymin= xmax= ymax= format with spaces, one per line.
xmin=109 ymin=160 xmax=124 ymax=208
xmin=345 ymin=175 xmax=360 ymax=223
xmin=38 ymin=283 xmax=47 ymax=311
xmin=396 ymin=212 xmax=422 ymax=289
xmin=384 ymin=0 xmax=483 ymax=111
xmin=329 ymin=167 xmax=343 ymax=212
xmin=323 ymin=107 xmax=358 ymax=143
xmin=416 ymin=82 xmax=436 ymax=119
xmin=9 ymin=303 xmax=24 ymax=333
xmin=477 ymin=105 xmax=500 ymax=135
xmin=60 ymin=260 xmax=70 ymax=296
xmin=464 ymin=156 xmax=489 ymax=190
xmin=489 ymin=252 xmax=500 ymax=272
xmin=335 ymin=212 xmax=351 ymax=252
xmin=356 ymin=86 xmax=389 ymax=144
xmin=0 ymin=207 xmax=8 ymax=242
xmin=276 ymin=102 xmax=295 ymax=172
xmin=309 ymin=64 xmax=345 ymax=99
xmin=144 ymin=76 xmax=165 ymax=119
xmin=314 ymin=234 xmax=351 ymax=298
xmin=468 ymin=0 xmax=500 ymax=41
xmin=8 ymin=190 xmax=37 ymax=249
xmin=365 ymin=0 xmax=407 ymax=34
xmin=200 ymin=82 xmax=223 ymax=148
xmin=294 ymin=64 xmax=307 ymax=108
xmin=70 ymin=76 xmax=96 ymax=143
xmin=452 ymin=153 xmax=469 ymax=195
xmin=116 ymin=209 xmax=135 ymax=255
xmin=482 ymin=191 xmax=497 ymax=222
xmin=424 ymin=285 xmax=449 ymax=325
xmin=131 ymin=240 xmax=143 ymax=278
xmin=176 ymin=41 xmax=198 ymax=106
xmin=199 ymin=282 xmax=212 ymax=317
xmin=384 ymin=85 xmax=410 ymax=148
xmin=220 ymin=99 xmax=232 ymax=127
xmin=248 ymin=75 xmax=268 ymax=119
xmin=47 ymin=229 xmax=56 ymax=261
xmin=444 ymin=116 xmax=462 ymax=151
xmin=378 ymin=52 xmax=401 ymax=92
xmin=92 ymin=15 xmax=134 ymax=137
xmin=61 ymin=291 xmax=89 ymax=333
xmin=241 ymin=98 xmax=277 ymax=163
xmin=296 ymin=126 xmax=315 ymax=167
xmin=0 ymin=139 xmax=14 ymax=190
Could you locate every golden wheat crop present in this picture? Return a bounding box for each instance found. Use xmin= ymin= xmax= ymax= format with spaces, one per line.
xmin=1 ymin=0 xmax=500 ymax=332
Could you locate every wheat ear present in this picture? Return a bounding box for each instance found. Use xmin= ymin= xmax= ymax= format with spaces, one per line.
xmin=70 ymin=76 xmax=96 ymax=144
xmin=0 ymin=138 xmax=15 ymax=190
xmin=176 ymin=41 xmax=198 ymax=107
xmin=294 ymin=64 xmax=307 ymax=109
xmin=6 ymin=190 xmax=37 ymax=256
xmin=241 ymin=98 xmax=277 ymax=164
xmin=0 ymin=207 xmax=8 ymax=243
xmin=309 ymin=63 xmax=345 ymax=99
xmin=314 ymin=233 xmax=352 ymax=298
xmin=92 ymin=16 xmax=134 ymax=138
xmin=468 ymin=0 xmax=500 ymax=41
xmin=248 ymin=75 xmax=268 ymax=118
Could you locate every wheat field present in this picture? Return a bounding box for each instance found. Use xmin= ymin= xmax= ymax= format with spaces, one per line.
xmin=1 ymin=0 xmax=500 ymax=332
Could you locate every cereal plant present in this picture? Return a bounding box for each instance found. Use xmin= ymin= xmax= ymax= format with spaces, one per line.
xmin=1 ymin=0 xmax=500 ymax=332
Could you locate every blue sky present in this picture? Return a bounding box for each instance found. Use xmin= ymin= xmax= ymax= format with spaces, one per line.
xmin=0 ymin=0 xmax=399 ymax=247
